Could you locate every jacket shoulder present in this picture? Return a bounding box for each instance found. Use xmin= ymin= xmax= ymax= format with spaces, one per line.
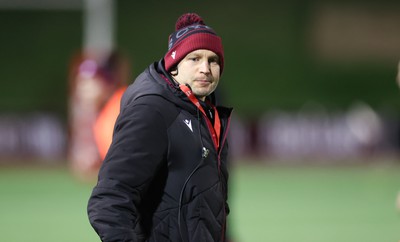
xmin=124 ymin=95 xmax=179 ymax=127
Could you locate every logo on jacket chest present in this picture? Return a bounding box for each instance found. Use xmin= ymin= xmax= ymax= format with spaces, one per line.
xmin=183 ymin=119 xmax=193 ymax=132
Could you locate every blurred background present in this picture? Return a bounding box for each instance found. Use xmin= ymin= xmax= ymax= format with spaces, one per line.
xmin=0 ymin=0 xmax=399 ymax=241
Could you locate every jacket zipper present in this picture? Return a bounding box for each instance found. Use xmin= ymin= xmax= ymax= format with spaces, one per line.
xmin=194 ymin=109 xmax=233 ymax=242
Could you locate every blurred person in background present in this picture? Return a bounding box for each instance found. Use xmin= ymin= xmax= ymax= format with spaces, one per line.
xmin=87 ymin=13 xmax=233 ymax=241
xmin=68 ymin=51 xmax=130 ymax=180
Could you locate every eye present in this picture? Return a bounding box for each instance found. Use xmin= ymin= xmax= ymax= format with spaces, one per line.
xmin=209 ymin=56 xmax=219 ymax=64
xmin=191 ymin=57 xmax=200 ymax=62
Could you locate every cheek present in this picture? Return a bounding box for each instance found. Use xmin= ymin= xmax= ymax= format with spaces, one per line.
xmin=174 ymin=69 xmax=191 ymax=84
xmin=212 ymin=66 xmax=221 ymax=78
xmin=213 ymin=73 xmax=220 ymax=83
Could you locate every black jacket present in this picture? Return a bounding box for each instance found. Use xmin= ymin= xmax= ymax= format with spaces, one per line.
xmin=87 ymin=61 xmax=233 ymax=242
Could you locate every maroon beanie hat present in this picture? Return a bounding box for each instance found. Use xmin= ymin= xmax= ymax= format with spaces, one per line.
xmin=164 ymin=13 xmax=224 ymax=74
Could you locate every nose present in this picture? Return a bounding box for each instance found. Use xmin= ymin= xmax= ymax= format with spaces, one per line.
xmin=199 ymin=60 xmax=211 ymax=74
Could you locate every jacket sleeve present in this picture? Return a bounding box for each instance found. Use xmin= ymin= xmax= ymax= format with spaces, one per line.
xmin=87 ymin=100 xmax=168 ymax=242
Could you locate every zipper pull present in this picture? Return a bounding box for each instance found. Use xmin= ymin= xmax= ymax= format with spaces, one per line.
xmin=202 ymin=147 xmax=209 ymax=158
xmin=208 ymin=109 xmax=213 ymax=120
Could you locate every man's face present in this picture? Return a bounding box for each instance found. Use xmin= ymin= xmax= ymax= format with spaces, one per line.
xmin=173 ymin=49 xmax=221 ymax=101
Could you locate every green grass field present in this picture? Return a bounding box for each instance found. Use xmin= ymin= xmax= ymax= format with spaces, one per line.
xmin=0 ymin=162 xmax=399 ymax=242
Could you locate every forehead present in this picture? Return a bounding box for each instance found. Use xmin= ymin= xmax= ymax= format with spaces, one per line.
xmin=186 ymin=49 xmax=218 ymax=57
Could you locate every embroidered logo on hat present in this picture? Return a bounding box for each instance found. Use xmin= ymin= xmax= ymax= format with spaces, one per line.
xmin=171 ymin=51 xmax=176 ymax=59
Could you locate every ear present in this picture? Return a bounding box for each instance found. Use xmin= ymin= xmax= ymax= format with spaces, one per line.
xmin=170 ymin=67 xmax=178 ymax=76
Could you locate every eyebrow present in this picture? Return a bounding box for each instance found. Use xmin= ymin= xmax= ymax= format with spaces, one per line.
xmin=186 ymin=53 xmax=201 ymax=58
xmin=186 ymin=53 xmax=219 ymax=62
xmin=209 ymin=55 xmax=219 ymax=61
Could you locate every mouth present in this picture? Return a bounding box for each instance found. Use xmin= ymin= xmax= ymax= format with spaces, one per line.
xmin=195 ymin=79 xmax=212 ymax=84
xmin=194 ymin=80 xmax=212 ymax=87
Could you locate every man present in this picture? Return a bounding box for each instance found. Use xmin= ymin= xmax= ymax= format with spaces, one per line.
xmin=87 ymin=13 xmax=233 ymax=242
